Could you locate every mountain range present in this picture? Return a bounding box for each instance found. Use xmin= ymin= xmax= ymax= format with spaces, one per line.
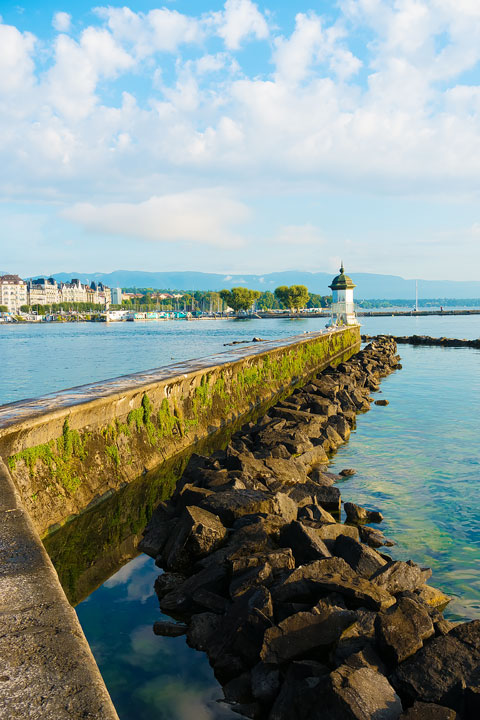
xmin=5 ymin=270 xmax=480 ymax=299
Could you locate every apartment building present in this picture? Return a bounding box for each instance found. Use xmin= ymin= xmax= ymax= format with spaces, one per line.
xmin=0 ymin=275 xmax=28 ymax=313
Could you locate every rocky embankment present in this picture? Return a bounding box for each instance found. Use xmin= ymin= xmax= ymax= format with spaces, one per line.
xmin=362 ymin=334 xmax=480 ymax=349
xmin=139 ymin=337 xmax=480 ymax=720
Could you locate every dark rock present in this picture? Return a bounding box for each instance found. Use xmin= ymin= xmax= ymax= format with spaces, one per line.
xmin=399 ymin=701 xmax=458 ymax=719
xmin=273 ymin=556 xmax=395 ymax=611
xmin=215 ymin=586 xmax=275 ymax=670
xmin=465 ymin=666 xmax=480 ymax=717
xmin=375 ymin=399 xmax=390 ymax=406
xmin=339 ymin=468 xmax=356 ymax=477
xmin=280 ymin=521 xmax=332 ymax=565
xmin=309 ymin=467 xmax=335 ymax=486
xmin=375 ymin=596 xmax=435 ymax=664
xmin=268 ymin=661 xmax=330 ymax=720
xmin=177 ymin=483 xmax=214 ymax=508
xmin=161 ymin=505 xmax=227 ymax=571
xmin=295 ymin=446 xmax=330 ymax=473
xmin=194 ymin=588 xmax=229 ymax=614
xmin=154 ymin=571 xmax=186 ymax=599
xmin=223 ymin=672 xmax=253 ymax=704
xmin=343 ymin=645 xmax=386 ymax=674
xmin=359 ymin=525 xmax=395 ymax=548
xmin=153 ymin=620 xmax=187 ymax=637
xmin=328 ymin=415 xmax=351 ymax=441
xmin=391 ymin=620 xmax=480 ymax=711
xmin=287 ymin=480 xmax=340 ymax=510
xmin=186 ymin=612 xmax=222 ymax=651
xmin=297 ymin=504 xmax=336 ymax=524
xmin=199 ymin=468 xmax=230 ymax=488
xmin=344 ymin=501 xmax=384 ymax=524
xmin=230 ymin=562 xmax=274 ymax=598
xmin=200 ymin=489 xmax=297 ymax=527
xmin=160 ymin=564 xmax=228 ymax=615
xmin=315 ymin=522 xmax=360 ymax=549
xmin=325 ymin=424 xmax=344 ymax=448
xmin=331 ymin=609 xmax=378 ymax=666
xmin=333 ymin=534 xmax=386 ymax=578
xmin=263 ymin=457 xmax=307 ymax=486
xmin=371 ymin=560 xmax=432 ymax=595
xmin=274 ymin=601 xmax=313 ymax=623
xmin=230 ymin=548 xmax=295 ymax=576
xmin=261 ymin=598 xmax=357 ymax=664
xmin=329 ymin=663 xmax=403 ymax=719
xmin=138 ymin=516 xmax=176 ymax=558
xmin=250 ymin=662 xmax=281 ymax=706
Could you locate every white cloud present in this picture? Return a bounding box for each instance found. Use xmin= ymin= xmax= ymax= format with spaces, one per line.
xmin=61 ymin=189 xmax=250 ymax=247
xmin=214 ymin=0 xmax=269 ymax=50
xmin=95 ymin=6 xmax=203 ymax=57
xmin=52 ymin=12 xmax=71 ymax=33
xmin=0 ymin=23 xmax=35 ymax=93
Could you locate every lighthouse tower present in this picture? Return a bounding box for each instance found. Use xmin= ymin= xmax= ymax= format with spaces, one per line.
xmin=328 ymin=263 xmax=358 ymax=326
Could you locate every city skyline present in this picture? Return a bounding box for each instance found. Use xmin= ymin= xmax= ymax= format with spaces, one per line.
xmin=2 ymin=1 xmax=480 ymax=280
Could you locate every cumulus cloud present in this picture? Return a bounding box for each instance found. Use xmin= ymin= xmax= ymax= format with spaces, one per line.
xmin=3 ymin=1 xmax=480 ymax=206
xmin=52 ymin=12 xmax=71 ymax=33
xmin=213 ymin=0 xmax=269 ymax=50
xmin=0 ymin=23 xmax=35 ymax=93
xmin=61 ymin=190 xmax=250 ymax=247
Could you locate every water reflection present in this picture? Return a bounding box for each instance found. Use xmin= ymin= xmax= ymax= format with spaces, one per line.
xmin=76 ymin=554 xmax=238 ymax=720
xmin=45 ymin=342 xmax=480 ymax=719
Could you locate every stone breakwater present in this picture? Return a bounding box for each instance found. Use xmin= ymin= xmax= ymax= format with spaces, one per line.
xmin=139 ymin=337 xmax=480 ymax=719
xmin=362 ymin=334 xmax=480 ymax=349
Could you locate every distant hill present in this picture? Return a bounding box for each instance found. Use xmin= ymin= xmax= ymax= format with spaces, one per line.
xmin=28 ymin=269 xmax=480 ymax=299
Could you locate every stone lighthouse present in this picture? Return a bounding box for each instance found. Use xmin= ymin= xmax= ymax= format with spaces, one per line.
xmin=328 ymin=263 xmax=358 ymax=326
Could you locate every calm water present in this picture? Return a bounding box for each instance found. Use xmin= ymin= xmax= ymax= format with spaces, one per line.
xmin=2 ymin=315 xmax=479 ymax=720
xmin=0 ymin=314 xmax=478 ymax=405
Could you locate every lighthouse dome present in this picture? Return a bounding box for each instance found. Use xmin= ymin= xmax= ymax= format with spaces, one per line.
xmin=329 ymin=263 xmax=356 ymax=291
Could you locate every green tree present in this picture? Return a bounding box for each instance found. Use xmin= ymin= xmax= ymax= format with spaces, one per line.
xmin=306 ymin=293 xmax=332 ymax=309
xmin=0 ymin=305 xmax=8 ymax=313
xmin=274 ymin=284 xmax=309 ymax=311
xmin=220 ymin=287 xmax=261 ymax=312
xmin=256 ymin=291 xmax=282 ymax=310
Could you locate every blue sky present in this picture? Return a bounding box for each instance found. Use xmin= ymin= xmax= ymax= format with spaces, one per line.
xmin=2 ymin=0 xmax=480 ymax=280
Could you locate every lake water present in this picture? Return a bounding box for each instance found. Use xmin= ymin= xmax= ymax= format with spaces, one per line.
xmin=0 ymin=314 xmax=478 ymax=405
xmin=1 ymin=314 xmax=480 ymax=720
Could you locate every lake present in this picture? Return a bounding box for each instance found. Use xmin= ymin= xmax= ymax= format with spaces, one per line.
xmin=1 ymin=314 xmax=479 ymax=720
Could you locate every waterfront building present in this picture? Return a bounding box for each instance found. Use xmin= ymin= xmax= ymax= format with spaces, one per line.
xmin=111 ymin=287 xmax=123 ymax=305
xmin=329 ymin=263 xmax=358 ymax=326
xmin=0 ymin=274 xmax=28 ymax=313
xmin=28 ymin=278 xmax=60 ymax=306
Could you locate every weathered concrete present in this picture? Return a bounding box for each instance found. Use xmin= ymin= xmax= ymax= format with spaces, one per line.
xmin=0 ymin=327 xmax=360 ymax=720
xmin=0 ymin=327 xmax=360 ymax=537
xmin=0 ymin=458 xmax=119 ymax=720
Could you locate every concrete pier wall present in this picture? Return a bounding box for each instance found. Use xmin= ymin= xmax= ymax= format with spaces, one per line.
xmin=0 ymin=326 xmax=360 ymax=720
xmin=0 ymin=326 xmax=360 ymax=538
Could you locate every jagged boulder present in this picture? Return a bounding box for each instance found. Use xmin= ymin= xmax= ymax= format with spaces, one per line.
xmin=374 ymin=596 xmax=435 ymax=664
xmin=161 ymin=505 xmax=227 ymax=570
xmin=371 ymin=560 xmax=432 ymax=595
xmin=333 ymin=534 xmax=387 ymax=578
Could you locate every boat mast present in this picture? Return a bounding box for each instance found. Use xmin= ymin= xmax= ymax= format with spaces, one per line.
xmin=415 ymin=280 xmax=418 ymax=312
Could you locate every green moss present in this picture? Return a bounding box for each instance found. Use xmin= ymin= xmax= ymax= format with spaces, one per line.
xmin=8 ymin=418 xmax=88 ymax=496
xmin=105 ymin=444 xmax=121 ymax=467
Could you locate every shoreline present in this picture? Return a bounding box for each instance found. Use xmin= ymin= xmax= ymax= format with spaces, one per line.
xmin=139 ymin=337 xmax=479 ymax=719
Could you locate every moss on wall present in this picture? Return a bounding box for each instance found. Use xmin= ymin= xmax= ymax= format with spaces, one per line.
xmin=6 ymin=327 xmax=360 ymax=535
xmin=8 ymin=419 xmax=86 ymax=495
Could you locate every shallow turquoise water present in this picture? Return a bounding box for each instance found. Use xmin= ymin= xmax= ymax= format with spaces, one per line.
xmin=2 ymin=315 xmax=479 ymax=719
xmin=0 ymin=314 xmax=478 ymax=405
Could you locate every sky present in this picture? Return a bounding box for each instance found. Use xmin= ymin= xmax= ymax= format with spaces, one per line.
xmin=1 ymin=0 xmax=480 ymax=280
